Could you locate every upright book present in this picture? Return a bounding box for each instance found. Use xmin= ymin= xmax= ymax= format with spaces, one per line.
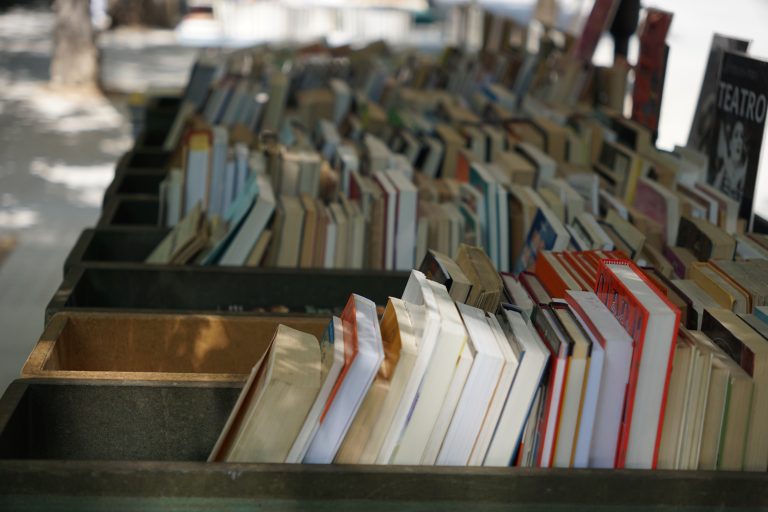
xmin=595 ymin=259 xmax=680 ymax=469
xmin=707 ymin=51 xmax=768 ymax=224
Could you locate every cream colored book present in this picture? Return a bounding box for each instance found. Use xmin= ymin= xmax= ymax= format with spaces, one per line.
xmin=356 ymin=298 xmax=420 ymax=464
xmin=376 ymin=271 xmax=440 ymax=464
xmin=146 ymin=202 xmax=206 ymax=264
xmin=336 ymin=298 xmax=416 ymax=464
xmin=209 ymin=325 xmax=322 ymax=463
xmin=244 ymin=229 xmax=272 ymax=267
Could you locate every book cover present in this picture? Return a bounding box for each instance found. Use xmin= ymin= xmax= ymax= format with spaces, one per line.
xmin=631 ymin=9 xmax=673 ymax=137
xmin=688 ymin=34 xmax=751 ymax=151
xmin=707 ymin=51 xmax=768 ymax=223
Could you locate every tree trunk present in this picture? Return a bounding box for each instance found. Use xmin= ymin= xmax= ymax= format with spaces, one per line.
xmin=50 ymin=0 xmax=99 ymax=89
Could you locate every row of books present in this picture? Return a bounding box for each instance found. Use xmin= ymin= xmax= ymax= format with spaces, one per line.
xmin=207 ymin=239 xmax=768 ymax=471
xmin=200 ymin=246 xmax=599 ymax=468
xmin=144 ymin=25 xmax=766 ymax=278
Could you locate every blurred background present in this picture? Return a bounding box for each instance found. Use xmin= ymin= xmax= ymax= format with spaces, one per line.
xmin=0 ymin=0 xmax=766 ymax=392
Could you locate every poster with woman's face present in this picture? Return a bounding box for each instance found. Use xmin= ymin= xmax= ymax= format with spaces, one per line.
xmin=707 ymin=51 xmax=768 ymax=222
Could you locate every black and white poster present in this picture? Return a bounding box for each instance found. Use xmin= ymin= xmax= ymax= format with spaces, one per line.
xmin=707 ymin=51 xmax=768 ymax=222
xmin=687 ymin=34 xmax=750 ymax=151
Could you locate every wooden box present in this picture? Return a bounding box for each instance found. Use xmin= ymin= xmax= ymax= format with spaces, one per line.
xmin=97 ymin=197 xmax=160 ymax=228
xmin=0 ymin=380 xmax=765 ymax=509
xmin=46 ymin=264 xmax=408 ymax=323
xmin=22 ymin=312 xmax=327 ymax=382
xmin=64 ymin=228 xmax=169 ymax=276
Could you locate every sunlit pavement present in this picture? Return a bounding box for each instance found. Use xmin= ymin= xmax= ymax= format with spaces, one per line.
xmin=0 ymin=7 xmax=194 ymax=393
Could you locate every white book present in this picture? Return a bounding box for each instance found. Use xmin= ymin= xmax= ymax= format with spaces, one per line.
xmin=219 ymin=176 xmax=276 ymax=266
xmin=286 ymin=317 xmax=345 ymax=463
xmin=304 ymin=295 xmax=384 ymax=464
xmin=390 ymin=281 xmax=468 ymax=465
xmin=569 ymin=302 xmax=606 ymax=469
xmin=388 ymin=170 xmax=418 ymax=271
xmin=160 ymin=169 xmax=183 ymax=227
xmin=567 ymin=173 xmax=600 ymax=216
xmin=468 ymin=314 xmax=521 ymax=466
xmin=208 ymin=126 xmax=229 ymax=219
xmin=323 ymin=210 xmax=337 ymax=269
xmin=222 ymin=159 xmax=237 ymax=216
xmin=373 ymin=171 xmax=397 ymax=271
xmin=422 ymin=137 xmax=444 ymax=178
xmin=436 ymin=304 xmax=505 ymax=466
xmin=424 ymin=330 xmax=473 ymax=465
xmin=234 ymin=143 xmax=249 ymax=197
xmin=376 ymin=271 xmax=441 ymax=464
xmin=484 ymin=309 xmax=549 ymax=467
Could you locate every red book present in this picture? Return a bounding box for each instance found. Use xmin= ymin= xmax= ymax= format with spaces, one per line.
xmin=320 ymin=295 xmax=359 ymax=421
xmin=534 ymin=251 xmax=571 ymax=299
xmin=595 ymin=259 xmax=680 ymax=469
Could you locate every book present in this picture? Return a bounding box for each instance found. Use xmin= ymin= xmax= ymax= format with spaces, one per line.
xmin=436 ymin=304 xmax=505 ymax=466
xmin=631 ymin=8 xmax=673 ymax=136
xmin=209 ymin=324 xmax=322 ymax=463
xmin=388 ymin=170 xmax=418 ymax=270
xmin=566 ymin=290 xmax=633 ymax=468
xmin=218 ymin=175 xmax=276 ymax=266
xmin=286 ymin=317 xmax=345 ymax=463
xmin=550 ymin=302 xmax=593 ymax=468
xmin=304 ymin=294 xmax=384 ymax=463
xmin=419 ymin=249 xmax=473 ymax=304
xmin=532 ymin=305 xmax=572 ymax=468
xmin=484 ymin=307 xmax=549 ymax=467
xmin=357 ymin=298 xmax=420 ymax=464
xmin=468 ymin=313 xmax=521 ymax=465
xmin=595 ymin=259 xmax=680 ymax=469
xmin=376 ymin=271 xmax=441 ymax=464
xmin=632 ymin=177 xmax=679 ymax=247
xmin=688 ymin=34 xmax=751 ymax=151
xmin=513 ymin=205 xmax=570 ymax=275
xmin=391 ymin=281 xmax=468 ymax=465
xmin=455 ymin=244 xmax=504 ymax=313
xmin=146 ymin=202 xmax=207 ymax=265
xmin=700 ymin=308 xmax=768 ymax=471
xmin=706 ymin=51 xmax=768 ymax=224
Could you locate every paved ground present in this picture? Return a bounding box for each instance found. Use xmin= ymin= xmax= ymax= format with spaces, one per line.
xmin=0 ymin=7 xmax=195 ymax=393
